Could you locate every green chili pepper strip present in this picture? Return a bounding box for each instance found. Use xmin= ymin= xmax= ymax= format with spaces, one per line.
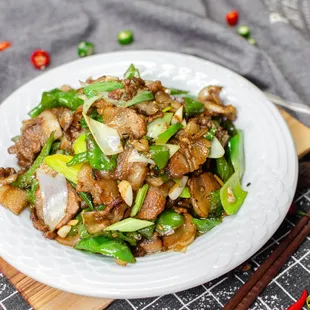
xmin=138 ymin=225 xmax=155 ymax=240
xmin=66 ymin=152 xmax=88 ymax=166
xmin=156 ymin=209 xmax=184 ymax=235
xmin=124 ymin=90 xmax=154 ymax=107
xmin=76 ymin=236 xmax=135 ymax=263
xmin=12 ymin=132 xmax=55 ymax=188
xmin=228 ymin=130 xmax=245 ymax=178
xmin=69 ymin=182 xmax=94 ymax=211
xmin=123 ymin=64 xmax=140 ymax=79
xmin=184 ymin=97 xmax=205 ymax=117
xmin=131 ymin=184 xmax=149 ymax=217
xmin=204 ymin=126 xmax=217 ymax=141
xmin=169 ymin=88 xmax=189 ymax=95
xmin=86 ymin=132 xmax=117 ymax=171
xmin=149 ymin=145 xmax=170 ymax=169
xmin=220 ymin=171 xmax=248 ymax=215
xmin=156 ymin=123 xmax=183 ymax=144
xmin=237 ymin=25 xmax=251 ymax=38
xmin=216 ymin=156 xmax=232 ymax=183
xmin=29 ymin=89 xmax=83 ymax=118
xmin=26 ymin=179 xmax=39 ymax=204
xmin=222 ymin=120 xmax=237 ymax=136
xmin=180 ymin=186 xmax=191 ymax=198
xmin=192 ymin=218 xmax=222 ymax=233
xmin=83 ymin=81 xmax=124 ymax=98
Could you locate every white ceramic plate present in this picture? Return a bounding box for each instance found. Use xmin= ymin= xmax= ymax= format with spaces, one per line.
xmin=0 ymin=51 xmax=298 ymax=299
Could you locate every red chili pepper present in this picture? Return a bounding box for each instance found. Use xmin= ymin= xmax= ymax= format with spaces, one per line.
xmin=287 ymin=290 xmax=308 ymax=310
xmin=226 ymin=10 xmax=239 ymax=26
xmin=30 ymin=49 xmax=50 ymax=70
xmin=0 ymin=41 xmax=11 ymax=52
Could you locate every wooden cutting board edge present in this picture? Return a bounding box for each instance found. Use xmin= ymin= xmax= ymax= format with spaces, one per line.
xmin=1 ymin=109 xmax=310 ymax=310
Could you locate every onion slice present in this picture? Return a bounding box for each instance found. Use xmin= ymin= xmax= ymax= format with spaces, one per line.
xmin=82 ymin=112 xmax=123 ymax=155
xmin=168 ymin=176 xmax=189 ymax=200
xmin=128 ymin=148 xmax=155 ymax=165
xmin=83 ymin=95 xmax=102 ymax=114
xmin=171 ymin=106 xmax=183 ymax=124
xmin=37 ymin=171 xmax=68 ymax=231
xmin=208 ymin=137 xmax=225 ymax=158
xmin=118 ymin=180 xmax=133 ymax=206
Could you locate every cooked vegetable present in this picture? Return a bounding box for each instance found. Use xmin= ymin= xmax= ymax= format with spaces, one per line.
xmin=73 ymin=133 xmax=87 ymax=154
xmin=66 ymin=152 xmax=88 ymax=166
xmin=216 ymin=156 xmax=232 ymax=182
xmin=131 ymin=184 xmax=149 ymax=217
xmin=209 ymin=137 xmax=225 ymax=159
xmin=75 ymin=236 xmax=135 ymax=263
xmin=105 ymin=218 xmax=154 ymax=232
xmin=118 ymin=180 xmax=133 ymax=206
xmin=83 ymin=113 xmax=123 ymax=155
xmin=124 ymin=64 xmax=140 ymax=79
xmin=220 ymin=171 xmax=247 ymax=215
xmin=12 ymin=132 xmax=55 ymax=188
xmin=184 ymin=97 xmax=205 ymax=117
xmin=192 ymin=218 xmax=222 ymax=233
xmin=149 ymin=145 xmax=170 ymax=169
xmin=156 ymin=123 xmax=182 ymax=144
xmin=124 ymin=90 xmax=154 ymax=107
xmin=1 ymin=64 xmax=246 ymax=265
xmin=44 ymin=154 xmax=83 ymax=184
xmin=156 ymin=209 xmax=184 ymax=235
xmin=83 ymin=81 xmax=123 ymax=98
xmin=29 ymin=89 xmax=83 ymax=118
xmin=169 ymin=176 xmax=188 ymax=200
xmin=228 ymin=130 xmax=245 ymax=177
xmin=86 ymin=132 xmax=117 ymax=171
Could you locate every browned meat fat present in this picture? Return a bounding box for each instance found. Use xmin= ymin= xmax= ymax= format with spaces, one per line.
xmin=136 ymin=186 xmax=166 ymax=220
xmin=0 ymin=185 xmax=28 ymax=215
xmin=101 ymin=106 xmax=146 ymax=139
xmin=166 ymin=138 xmax=211 ymax=178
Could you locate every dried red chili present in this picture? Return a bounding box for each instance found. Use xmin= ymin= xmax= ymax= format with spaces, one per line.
xmin=226 ymin=11 xmax=239 ymax=26
xmin=287 ymin=290 xmax=308 ymax=310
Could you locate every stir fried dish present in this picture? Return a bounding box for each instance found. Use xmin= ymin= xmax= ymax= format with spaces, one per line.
xmin=0 ymin=64 xmax=247 ymax=265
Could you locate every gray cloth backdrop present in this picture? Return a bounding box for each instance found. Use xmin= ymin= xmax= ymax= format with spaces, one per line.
xmin=1 ymin=0 xmax=310 ymax=127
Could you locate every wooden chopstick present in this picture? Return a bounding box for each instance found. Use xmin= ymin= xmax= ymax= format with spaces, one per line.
xmin=223 ymin=210 xmax=310 ymax=310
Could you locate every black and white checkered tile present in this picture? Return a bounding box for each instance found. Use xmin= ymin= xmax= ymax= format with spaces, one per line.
xmin=1 ymin=189 xmax=309 ymax=310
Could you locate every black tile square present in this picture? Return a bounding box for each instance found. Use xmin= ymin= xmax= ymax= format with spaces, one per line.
xmin=145 ymin=294 xmax=183 ymax=310
xmin=295 ymin=196 xmax=310 ymax=213
xmin=233 ymin=262 xmax=255 ymax=282
xmin=252 ymin=240 xmax=278 ymax=265
xmin=300 ymin=253 xmax=310 ymax=270
xmin=0 ymin=277 xmax=16 ymax=301
xmin=128 ymin=296 xmax=159 ymax=310
xmin=276 ymin=263 xmax=310 ymax=297
xmin=107 ymin=300 xmax=133 ymax=310
xmin=249 ymin=299 xmax=268 ymax=310
xmin=187 ymin=293 xmax=221 ymax=309
xmin=272 ymin=220 xmax=294 ymax=241
xmin=260 ymin=282 xmax=294 ymax=310
xmin=293 ymin=238 xmax=310 ymax=259
xmin=204 ymin=275 xmax=227 ymax=290
xmin=176 ymin=285 xmax=206 ymax=304
xmin=2 ymin=293 xmax=30 ymax=310
xmin=210 ymin=276 xmax=243 ymax=305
